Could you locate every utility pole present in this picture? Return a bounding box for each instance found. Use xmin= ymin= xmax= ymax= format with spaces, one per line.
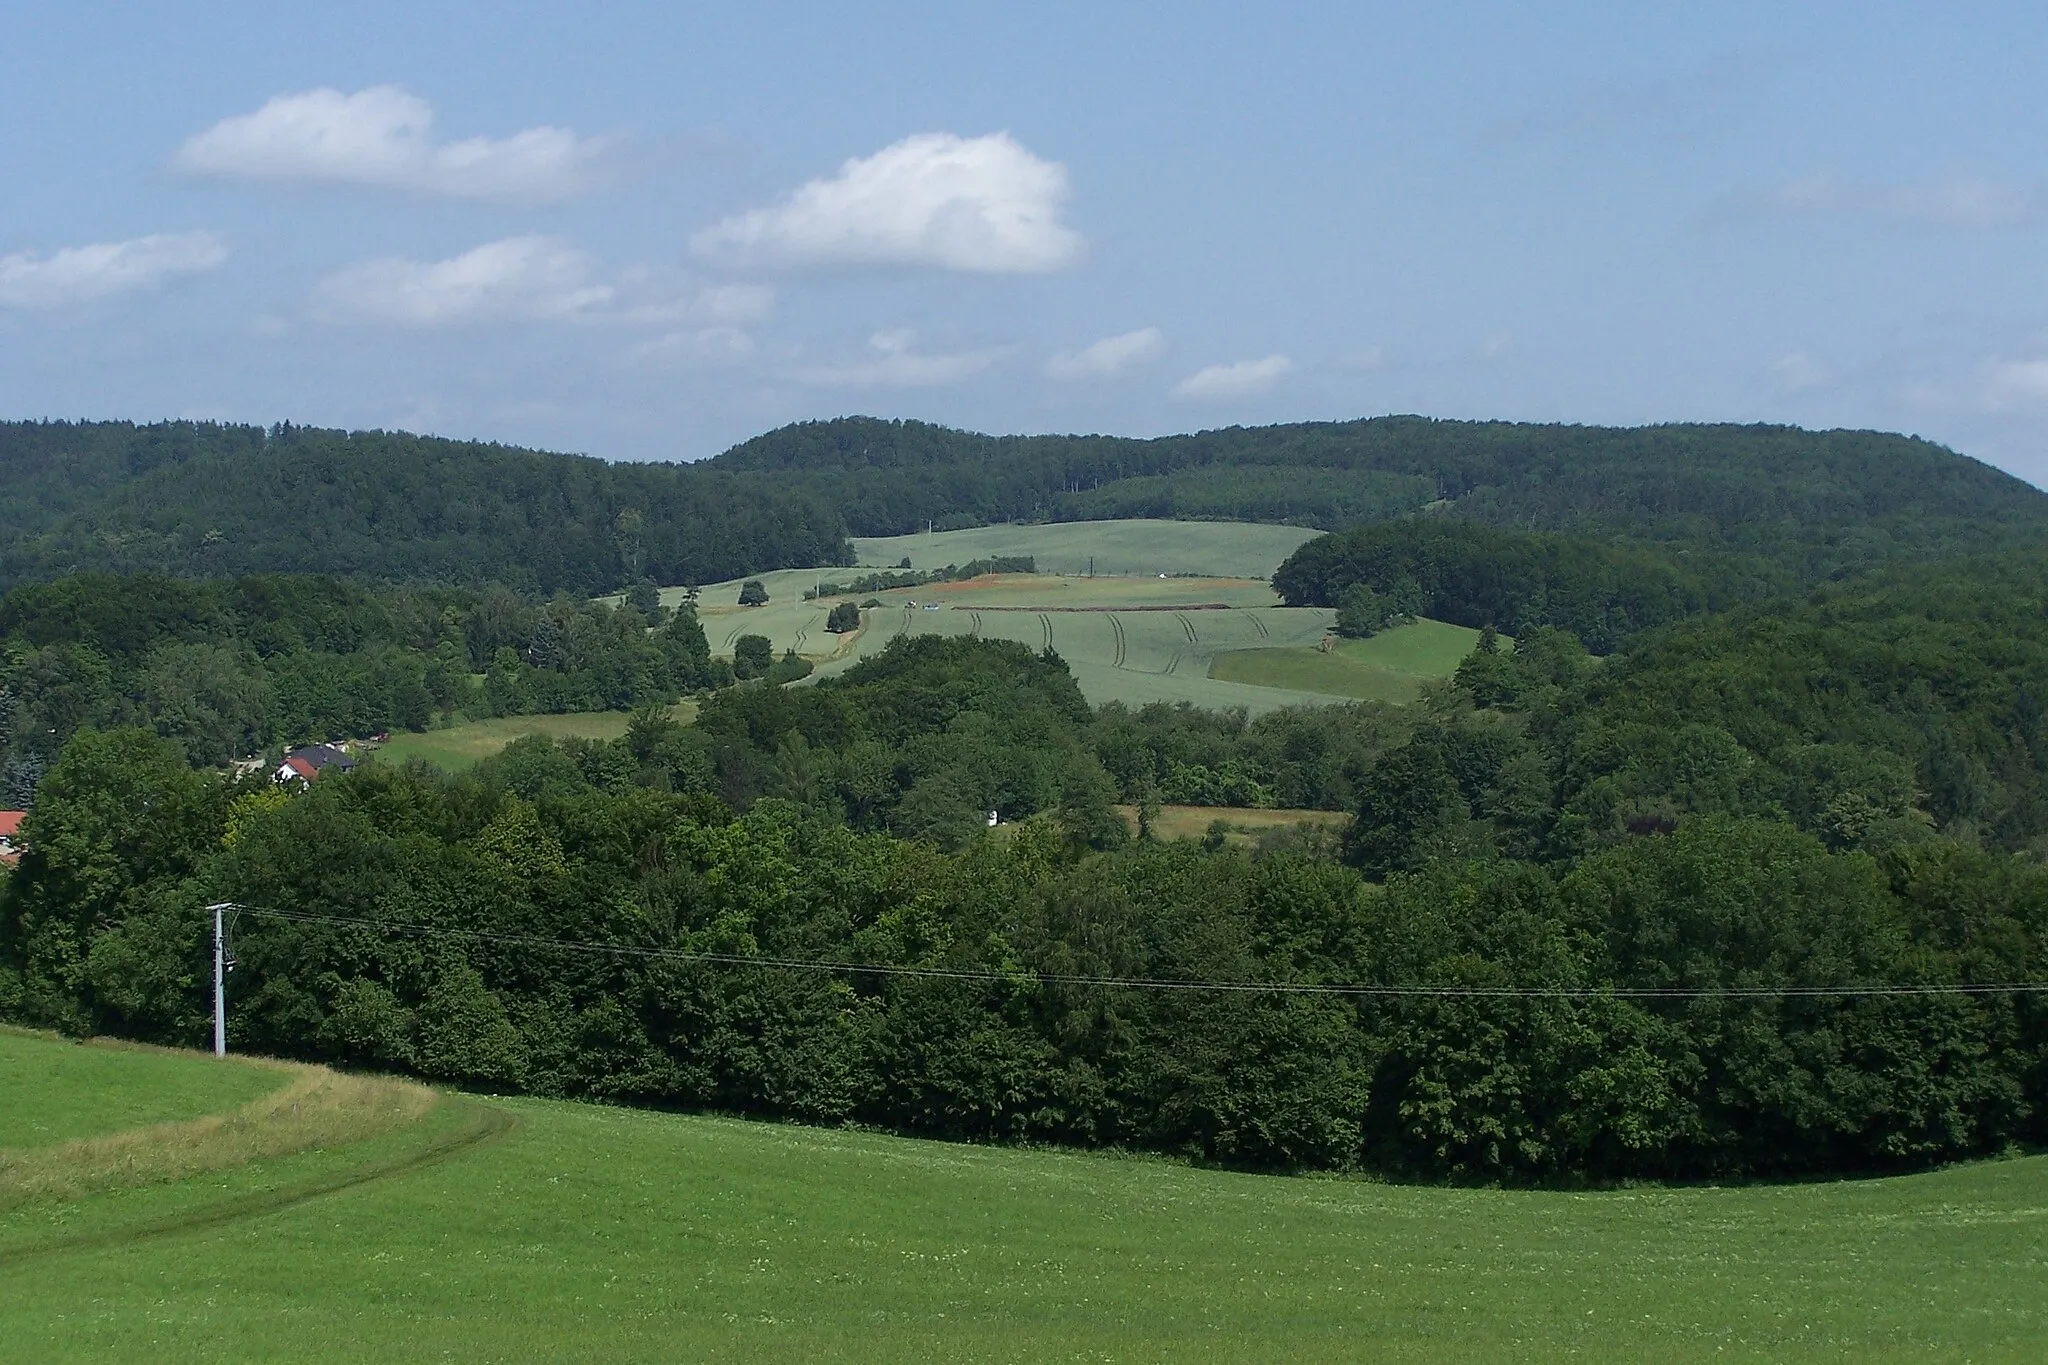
xmin=209 ymin=902 xmax=235 ymax=1057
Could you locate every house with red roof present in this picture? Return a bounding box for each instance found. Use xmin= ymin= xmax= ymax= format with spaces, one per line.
xmin=0 ymin=810 xmax=24 ymax=867
xmin=273 ymin=744 xmax=358 ymax=787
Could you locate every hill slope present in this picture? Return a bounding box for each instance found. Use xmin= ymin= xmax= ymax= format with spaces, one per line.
xmin=715 ymin=415 xmax=2048 ymax=578
xmin=3 ymin=1028 xmax=2044 ymax=1360
xmin=9 ymin=414 xmax=2043 ymax=596
xmin=0 ymin=421 xmax=851 ymax=595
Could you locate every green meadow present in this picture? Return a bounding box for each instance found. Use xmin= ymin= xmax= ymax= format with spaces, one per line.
xmin=669 ymin=521 xmax=1487 ymax=714
xmin=850 ymin=517 xmax=1322 ymax=579
xmin=371 ymin=705 xmax=694 ymax=771
xmin=2 ymin=1029 xmax=2045 ymax=1361
xmin=1209 ymin=618 xmax=1487 ymax=702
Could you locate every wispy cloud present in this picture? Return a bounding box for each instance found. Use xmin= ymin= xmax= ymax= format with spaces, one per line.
xmin=1771 ymin=350 xmax=1831 ymax=393
xmin=1046 ymin=327 xmax=1163 ymax=380
xmin=1481 ymin=53 xmax=1777 ymax=145
xmin=794 ymin=330 xmax=1000 ymax=388
xmin=173 ymin=87 xmax=614 ymax=203
xmin=0 ymin=231 xmax=226 ymax=309
xmin=1980 ymin=358 xmax=2048 ymax=408
xmin=693 ymin=132 xmax=1082 ymax=274
xmin=1173 ymin=354 xmax=1293 ymax=400
xmin=311 ymin=236 xmax=765 ymax=328
xmin=1720 ymin=174 xmax=2048 ymax=229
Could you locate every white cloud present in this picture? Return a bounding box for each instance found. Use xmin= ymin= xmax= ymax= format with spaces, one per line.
xmin=311 ymin=237 xmax=769 ymax=329
xmin=1477 ymin=330 xmax=1516 ymax=361
xmin=173 ymin=87 xmax=611 ymax=202
xmin=1046 ymin=327 xmax=1163 ymax=380
xmin=1771 ymin=350 xmax=1830 ymax=393
xmin=693 ymin=132 xmax=1082 ymax=273
xmin=314 ymin=237 xmax=612 ymax=326
xmin=1737 ymin=174 xmax=2047 ymax=229
xmin=1343 ymin=345 xmax=1389 ymax=371
xmin=795 ymin=330 xmax=1000 ymax=388
xmin=0 ymin=231 xmax=226 ymax=309
xmin=631 ymin=327 xmax=758 ymax=368
xmin=1173 ymin=354 xmax=1294 ymax=400
xmin=1983 ymin=359 xmax=2048 ymax=407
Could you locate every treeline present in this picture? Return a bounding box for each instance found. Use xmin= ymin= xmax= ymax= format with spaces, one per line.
xmin=712 ymin=415 xmax=2048 ymax=578
xmin=1272 ymin=519 xmax=1711 ymax=651
xmin=0 ymin=421 xmax=851 ymax=596
xmin=505 ymin=544 xmax=2048 ymax=864
xmin=2 ymin=721 xmax=2041 ymax=1183
xmin=803 ymin=556 xmax=1035 ymax=601
xmin=0 ymin=573 xmax=728 ymax=798
xmin=8 ymin=414 xmax=2037 ymax=602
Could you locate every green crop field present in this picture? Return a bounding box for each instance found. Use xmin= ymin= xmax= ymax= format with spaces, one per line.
xmin=663 ymin=521 xmax=1490 ymax=714
xmin=852 ymin=518 xmax=1322 ymax=579
xmin=1209 ymin=619 xmax=1487 ymax=702
xmin=3 ymin=1029 xmax=2046 ymax=1361
xmin=371 ymin=706 xmax=693 ymax=771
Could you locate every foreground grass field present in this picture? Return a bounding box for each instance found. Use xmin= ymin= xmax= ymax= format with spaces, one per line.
xmin=3 ymin=1030 xmax=2046 ymax=1361
xmin=372 ymin=705 xmax=693 ymax=770
xmin=0 ymin=1029 xmax=280 ymax=1147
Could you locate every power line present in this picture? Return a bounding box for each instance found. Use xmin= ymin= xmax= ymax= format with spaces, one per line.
xmin=229 ymin=906 xmax=2048 ymax=1001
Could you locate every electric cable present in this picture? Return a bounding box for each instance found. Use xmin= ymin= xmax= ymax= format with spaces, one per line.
xmin=223 ymin=905 xmax=2048 ymax=1001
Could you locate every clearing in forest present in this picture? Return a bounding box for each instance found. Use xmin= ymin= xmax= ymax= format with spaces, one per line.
xmin=2 ymin=1027 xmax=2044 ymax=1360
xmin=676 ymin=521 xmax=1482 ymax=713
xmin=1209 ymin=618 xmax=1487 ymax=703
xmin=371 ymin=704 xmax=695 ymax=771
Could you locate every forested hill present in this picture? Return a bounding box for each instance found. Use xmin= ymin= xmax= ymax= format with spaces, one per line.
xmin=712 ymin=415 xmax=2048 ymax=577
xmin=0 ymin=421 xmax=851 ymax=596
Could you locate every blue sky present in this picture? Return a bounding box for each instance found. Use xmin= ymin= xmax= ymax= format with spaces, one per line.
xmin=5 ymin=1 xmax=2048 ymax=481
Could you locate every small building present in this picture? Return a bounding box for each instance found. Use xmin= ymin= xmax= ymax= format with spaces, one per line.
xmin=0 ymin=810 xmax=23 ymax=866
xmin=275 ymin=744 xmax=358 ymax=786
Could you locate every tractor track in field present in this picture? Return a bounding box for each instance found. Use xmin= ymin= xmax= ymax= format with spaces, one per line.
xmin=0 ymin=1095 xmax=520 ymax=1267
xmin=1039 ymin=614 xmax=1054 ymax=651
xmin=1109 ymin=614 xmax=1128 ymax=668
xmin=1176 ymin=613 xmax=1199 ymax=643
xmin=968 ymin=611 xmax=984 ymax=638
xmin=792 ymin=627 xmax=809 ymax=650
xmin=1248 ymin=612 xmax=1270 ymax=640
xmin=721 ymin=625 xmax=744 ymax=648
xmin=1162 ymin=651 xmax=1182 ymax=675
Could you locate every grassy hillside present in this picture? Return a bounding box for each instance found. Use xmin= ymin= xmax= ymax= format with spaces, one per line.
xmin=2 ymin=1030 xmax=2044 ymax=1360
xmin=853 ymin=517 xmax=1321 ymax=578
xmin=0 ymin=1029 xmax=279 ymax=1147
xmin=671 ymin=522 xmax=1490 ymax=713
xmin=371 ymin=706 xmax=694 ymax=771
xmin=1210 ymin=619 xmax=1486 ymax=702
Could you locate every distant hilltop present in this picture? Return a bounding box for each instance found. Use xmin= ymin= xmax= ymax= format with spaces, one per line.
xmin=3 ymin=414 xmax=2044 ymax=596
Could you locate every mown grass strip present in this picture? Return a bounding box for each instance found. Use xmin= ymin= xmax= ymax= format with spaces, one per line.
xmin=0 ymin=1094 xmax=515 ymax=1267
xmin=0 ymin=1061 xmax=433 ymax=1211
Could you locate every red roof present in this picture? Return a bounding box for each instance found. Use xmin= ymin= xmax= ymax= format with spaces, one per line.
xmin=0 ymin=811 xmax=23 ymax=839
xmin=283 ymin=756 xmax=319 ymax=781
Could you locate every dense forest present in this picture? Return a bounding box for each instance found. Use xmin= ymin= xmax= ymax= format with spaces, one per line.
xmin=0 ymin=421 xmax=849 ymax=595
xmin=6 ymin=568 xmax=2047 ymax=1182
xmin=9 ymin=415 xmax=2047 ymax=598
xmin=0 ymin=572 xmax=725 ymax=801
xmin=713 ymin=415 xmax=2048 ymax=579
xmin=5 ymin=410 xmax=2048 ymax=1187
